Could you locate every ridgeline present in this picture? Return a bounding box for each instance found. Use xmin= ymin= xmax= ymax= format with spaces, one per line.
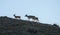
xmin=0 ymin=16 xmax=60 ymax=35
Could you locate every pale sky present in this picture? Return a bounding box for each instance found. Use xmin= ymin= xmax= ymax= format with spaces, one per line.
xmin=0 ymin=0 xmax=60 ymax=25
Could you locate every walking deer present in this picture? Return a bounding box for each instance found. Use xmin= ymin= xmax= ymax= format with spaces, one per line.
xmin=13 ymin=14 xmax=21 ymax=19
xmin=25 ymin=14 xmax=39 ymax=22
xmin=33 ymin=17 xmax=39 ymax=21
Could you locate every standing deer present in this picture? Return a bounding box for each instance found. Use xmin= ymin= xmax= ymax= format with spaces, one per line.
xmin=13 ymin=14 xmax=21 ymax=19
xmin=25 ymin=14 xmax=35 ymax=20
xmin=25 ymin=14 xmax=39 ymax=22
xmin=32 ymin=17 xmax=39 ymax=21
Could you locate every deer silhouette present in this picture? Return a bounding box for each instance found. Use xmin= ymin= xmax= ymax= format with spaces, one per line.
xmin=32 ymin=17 xmax=39 ymax=21
xmin=25 ymin=14 xmax=39 ymax=21
xmin=25 ymin=14 xmax=35 ymax=19
xmin=13 ymin=14 xmax=21 ymax=19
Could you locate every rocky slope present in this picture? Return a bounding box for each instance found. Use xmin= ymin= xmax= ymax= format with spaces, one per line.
xmin=0 ymin=16 xmax=60 ymax=35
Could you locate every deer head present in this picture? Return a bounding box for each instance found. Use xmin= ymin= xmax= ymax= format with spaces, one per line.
xmin=13 ymin=14 xmax=15 ymax=16
xmin=25 ymin=14 xmax=28 ymax=17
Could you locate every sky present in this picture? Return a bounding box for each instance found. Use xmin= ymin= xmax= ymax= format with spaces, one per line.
xmin=0 ymin=0 xmax=60 ymax=25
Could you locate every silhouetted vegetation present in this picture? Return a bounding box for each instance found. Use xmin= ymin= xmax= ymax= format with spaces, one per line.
xmin=53 ymin=24 xmax=59 ymax=27
xmin=27 ymin=28 xmax=37 ymax=33
xmin=0 ymin=16 xmax=60 ymax=35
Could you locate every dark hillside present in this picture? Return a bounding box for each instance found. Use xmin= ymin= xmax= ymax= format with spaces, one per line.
xmin=0 ymin=16 xmax=60 ymax=35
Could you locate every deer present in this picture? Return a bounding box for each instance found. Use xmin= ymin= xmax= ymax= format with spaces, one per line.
xmin=13 ymin=14 xmax=21 ymax=19
xmin=25 ymin=14 xmax=39 ymax=22
xmin=32 ymin=17 xmax=39 ymax=22
xmin=25 ymin=14 xmax=35 ymax=20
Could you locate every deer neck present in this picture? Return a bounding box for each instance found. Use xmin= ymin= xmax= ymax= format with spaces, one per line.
xmin=26 ymin=15 xmax=28 ymax=17
xmin=14 ymin=15 xmax=16 ymax=17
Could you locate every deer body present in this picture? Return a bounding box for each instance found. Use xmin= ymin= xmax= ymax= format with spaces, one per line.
xmin=33 ymin=17 xmax=39 ymax=21
xmin=13 ymin=14 xmax=21 ymax=19
xmin=25 ymin=15 xmax=35 ymax=19
xmin=25 ymin=14 xmax=39 ymax=21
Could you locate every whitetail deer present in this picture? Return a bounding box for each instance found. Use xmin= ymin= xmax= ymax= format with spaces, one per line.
xmin=25 ymin=14 xmax=39 ymax=21
xmin=13 ymin=14 xmax=21 ymax=19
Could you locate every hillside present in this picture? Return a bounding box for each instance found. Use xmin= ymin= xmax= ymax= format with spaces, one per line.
xmin=0 ymin=16 xmax=60 ymax=35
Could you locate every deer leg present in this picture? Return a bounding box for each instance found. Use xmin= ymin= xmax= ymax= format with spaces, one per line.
xmin=32 ymin=19 xmax=35 ymax=21
xmin=36 ymin=19 xmax=39 ymax=22
xmin=28 ymin=18 xmax=30 ymax=21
